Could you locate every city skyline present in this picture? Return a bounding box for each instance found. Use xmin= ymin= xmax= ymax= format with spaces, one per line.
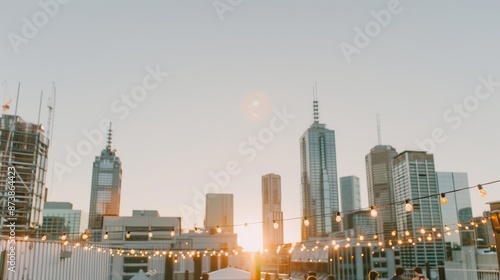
xmin=2 ymin=1 xmax=500 ymax=251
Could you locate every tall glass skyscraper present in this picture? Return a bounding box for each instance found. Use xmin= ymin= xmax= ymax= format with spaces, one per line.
xmin=340 ymin=176 xmax=361 ymax=231
xmin=262 ymin=173 xmax=284 ymax=249
xmin=300 ymin=97 xmax=339 ymax=240
xmin=436 ymin=172 xmax=472 ymax=259
xmin=393 ymin=151 xmax=445 ymax=268
xmin=88 ymin=126 xmax=122 ymax=241
xmin=365 ymin=145 xmax=398 ymax=243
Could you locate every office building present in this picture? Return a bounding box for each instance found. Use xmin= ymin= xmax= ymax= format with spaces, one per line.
xmin=0 ymin=115 xmax=49 ymax=236
xmin=365 ymin=145 xmax=398 ymax=243
xmin=340 ymin=176 xmax=361 ymax=230
xmin=40 ymin=202 xmax=88 ymax=241
xmin=436 ymin=172 xmax=473 ymax=259
xmin=262 ymin=173 xmax=284 ymax=249
xmin=300 ymin=94 xmax=340 ymax=240
xmin=393 ymin=151 xmax=445 ymax=268
xmin=88 ymin=125 xmax=122 ymax=241
xmin=103 ymin=211 xmax=238 ymax=280
xmin=205 ymin=193 xmax=234 ymax=234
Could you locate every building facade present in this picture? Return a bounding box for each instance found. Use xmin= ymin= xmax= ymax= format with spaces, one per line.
xmin=340 ymin=176 xmax=361 ymax=231
xmin=205 ymin=193 xmax=234 ymax=234
xmin=0 ymin=115 xmax=49 ymax=236
xmin=393 ymin=151 xmax=445 ymax=268
xmin=88 ymin=125 xmax=122 ymax=241
xmin=262 ymin=173 xmax=284 ymax=250
xmin=40 ymin=202 xmax=88 ymax=241
xmin=436 ymin=172 xmax=473 ymax=259
xmin=365 ymin=145 xmax=398 ymax=244
xmin=300 ymin=98 xmax=340 ymax=240
xmin=102 ymin=212 xmax=238 ymax=280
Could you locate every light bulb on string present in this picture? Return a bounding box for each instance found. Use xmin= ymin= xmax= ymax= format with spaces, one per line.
xmin=478 ymin=184 xmax=487 ymax=197
xmin=405 ymin=200 xmax=413 ymax=212
xmin=420 ymin=228 xmax=425 ymax=234
xmin=148 ymin=231 xmax=153 ymax=238
xmin=303 ymin=217 xmax=310 ymax=227
xmin=440 ymin=193 xmax=448 ymax=205
xmin=335 ymin=212 xmax=342 ymax=223
xmin=41 ymin=235 xmax=47 ymax=241
xmin=126 ymin=231 xmax=131 ymax=239
xmin=61 ymin=233 xmax=67 ymax=241
xmin=370 ymin=206 xmax=378 ymax=218
xmin=216 ymin=226 xmax=222 ymax=233
xmin=405 ymin=230 xmax=410 ymax=236
xmin=273 ymin=220 xmax=279 ymax=229
xmin=103 ymin=232 xmax=109 ymax=240
xmin=481 ymin=218 xmax=487 ymax=224
xmin=391 ymin=231 xmax=396 ymax=237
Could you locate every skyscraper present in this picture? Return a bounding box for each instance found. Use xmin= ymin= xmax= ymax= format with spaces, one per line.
xmin=365 ymin=145 xmax=398 ymax=243
xmin=205 ymin=193 xmax=233 ymax=234
xmin=0 ymin=115 xmax=49 ymax=236
xmin=300 ymin=93 xmax=339 ymax=240
xmin=88 ymin=125 xmax=122 ymax=241
xmin=262 ymin=173 xmax=284 ymax=249
xmin=436 ymin=172 xmax=472 ymax=259
xmin=340 ymin=176 xmax=361 ymax=231
xmin=393 ymin=151 xmax=445 ymax=268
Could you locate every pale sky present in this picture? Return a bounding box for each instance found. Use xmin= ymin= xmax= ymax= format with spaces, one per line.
xmin=1 ymin=1 xmax=499 ymax=251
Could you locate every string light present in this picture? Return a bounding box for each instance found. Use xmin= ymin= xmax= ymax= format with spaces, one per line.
xmin=335 ymin=212 xmax=342 ymax=223
xmin=23 ymin=235 xmax=29 ymax=241
xmin=126 ymin=231 xmax=131 ymax=239
xmin=481 ymin=218 xmax=487 ymax=224
xmin=148 ymin=231 xmax=153 ymax=238
xmin=477 ymin=184 xmax=487 ymax=197
xmin=405 ymin=200 xmax=413 ymax=212
xmin=440 ymin=193 xmax=448 ymax=205
xmin=216 ymin=226 xmax=221 ymax=234
xmin=103 ymin=232 xmax=109 ymax=240
xmin=370 ymin=206 xmax=378 ymax=218
xmin=405 ymin=230 xmax=410 ymax=237
xmin=61 ymin=233 xmax=67 ymax=241
xmin=273 ymin=220 xmax=279 ymax=229
xmin=303 ymin=217 xmax=310 ymax=227
xmin=171 ymin=230 xmax=176 ymax=236
xmin=391 ymin=231 xmax=396 ymax=237
xmin=420 ymin=228 xmax=425 ymax=234
xmin=41 ymin=235 xmax=47 ymax=241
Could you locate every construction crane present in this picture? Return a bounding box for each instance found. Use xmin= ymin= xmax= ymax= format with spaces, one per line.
xmin=1 ymin=81 xmax=11 ymax=113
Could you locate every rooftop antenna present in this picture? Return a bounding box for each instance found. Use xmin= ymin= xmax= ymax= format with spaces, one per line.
xmin=313 ymin=82 xmax=319 ymax=124
xmin=376 ymin=114 xmax=382 ymax=145
xmin=106 ymin=123 xmax=113 ymax=151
